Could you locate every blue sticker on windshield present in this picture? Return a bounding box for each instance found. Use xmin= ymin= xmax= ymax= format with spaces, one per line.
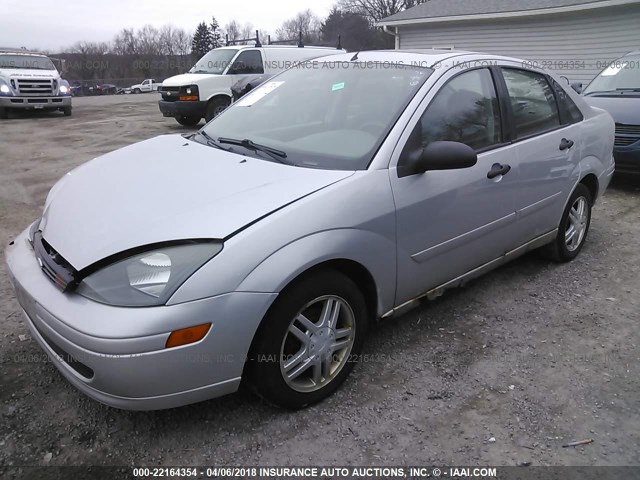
xmin=332 ymin=82 xmax=345 ymax=91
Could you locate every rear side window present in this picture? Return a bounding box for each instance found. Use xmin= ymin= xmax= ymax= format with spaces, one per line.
xmin=549 ymin=78 xmax=584 ymax=124
xmin=229 ymin=50 xmax=264 ymax=75
xmin=502 ymin=68 xmax=561 ymax=138
xmin=412 ymin=68 xmax=502 ymax=151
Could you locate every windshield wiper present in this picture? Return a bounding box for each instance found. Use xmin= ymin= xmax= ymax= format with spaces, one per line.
xmin=218 ymin=137 xmax=291 ymax=165
xmin=194 ymin=130 xmax=234 ymax=152
xmin=585 ymin=88 xmax=640 ymax=96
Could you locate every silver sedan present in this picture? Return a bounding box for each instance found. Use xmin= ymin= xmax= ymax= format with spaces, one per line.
xmin=5 ymin=50 xmax=615 ymax=410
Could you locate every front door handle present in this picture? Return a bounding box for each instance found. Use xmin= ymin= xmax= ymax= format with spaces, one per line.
xmin=487 ymin=163 xmax=512 ymax=179
xmin=559 ymin=138 xmax=575 ymax=151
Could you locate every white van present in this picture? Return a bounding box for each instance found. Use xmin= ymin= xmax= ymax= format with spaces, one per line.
xmin=159 ymin=45 xmax=346 ymax=126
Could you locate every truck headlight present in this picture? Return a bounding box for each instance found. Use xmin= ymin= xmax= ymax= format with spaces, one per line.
xmin=0 ymin=83 xmax=12 ymax=95
xmin=76 ymin=242 xmax=223 ymax=307
xmin=59 ymin=85 xmax=69 ymax=94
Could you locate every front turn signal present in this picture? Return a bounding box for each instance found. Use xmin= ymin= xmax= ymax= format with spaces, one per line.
xmin=165 ymin=323 xmax=211 ymax=348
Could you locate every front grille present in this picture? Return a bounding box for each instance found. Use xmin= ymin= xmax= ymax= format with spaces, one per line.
xmin=615 ymin=136 xmax=639 ymax=147
xmin=16 ymin=78 xmax=53 ymax=95
xmin=32 ymin=232 xmax=78 ymax=291
xmin=160 ymin=86 xmax=180 ymax=102
xmin=615 ymin=123 xmax=640 ymax=135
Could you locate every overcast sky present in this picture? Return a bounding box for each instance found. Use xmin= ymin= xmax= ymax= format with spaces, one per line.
xmin=0 ymin=0 xmax=338 ymax=52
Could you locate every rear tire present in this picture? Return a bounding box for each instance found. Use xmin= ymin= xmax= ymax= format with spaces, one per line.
xmin=205 ymin=97 xmax=230 ymax=122
xmin=175 ymin=116 xmax=200 ymax=127
xmin=542 ymin=184 xmax=592 ymax=262
xmin=247 ymin=271 xmax=368 ymax=409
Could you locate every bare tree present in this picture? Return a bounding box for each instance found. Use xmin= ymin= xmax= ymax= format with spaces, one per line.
xmin=159 ymin=25 xmax=177 ymax=56
xmin=338 ymin=0 xmax=428 ymax=22
xmin=174 ymin=28 xmax=192 ymax=56
xmin=112 ymin=28 xmax=138 ymax=55
xmin=275 ymin=9 xmax=321 ymax=44
xmin=225 ymin=20 xmax=241 ymax=43
xmin=137 ymin=25 xmax=162 ymax=56
xmin=240 ymin=23 xmax=255 ymax=43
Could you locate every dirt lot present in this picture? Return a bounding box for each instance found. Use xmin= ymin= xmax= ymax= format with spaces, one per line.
xmin=0 ymin=94 xmax=639 ymax=471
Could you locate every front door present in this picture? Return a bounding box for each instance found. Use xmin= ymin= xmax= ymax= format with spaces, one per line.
xmin=390 ymin=67 xmax=520 ymax=305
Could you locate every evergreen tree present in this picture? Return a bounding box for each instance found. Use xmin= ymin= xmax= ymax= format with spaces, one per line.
xmin=210 ymin=17 xmax=223 ymax=49
xmin=191 ymin=22 xmax=212 ymax=58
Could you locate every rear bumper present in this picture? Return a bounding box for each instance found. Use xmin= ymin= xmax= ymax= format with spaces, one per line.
xmin=613 ymin=144 xmax=640 ymax=175
xmin=159 ymin=100 xmax=206 ymax=119
xmin=0 ymin=96 xmax=71 ymax=110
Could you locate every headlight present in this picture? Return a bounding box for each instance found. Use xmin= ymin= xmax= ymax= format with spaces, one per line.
xmin=59 ymin=85 xmax=69 ymax=94
xmin=0 ymin=84 xmax=11 ymax=94
xmin=76 ymin=242 xmax=223 ymax=307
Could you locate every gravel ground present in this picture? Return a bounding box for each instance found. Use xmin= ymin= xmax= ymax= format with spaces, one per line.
xmin=0 ymin=94 xmax=639 ymax=471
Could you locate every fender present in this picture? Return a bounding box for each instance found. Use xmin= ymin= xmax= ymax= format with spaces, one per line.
xmin=235 ymin=229 xmax=397 ymax=317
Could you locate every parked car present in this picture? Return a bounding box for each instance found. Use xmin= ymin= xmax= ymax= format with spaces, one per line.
xmin=159 ymin=45 xmax=346 ymax=126
xmin=5 ymin=50 xmax=614 ymax=410
xmin=581 ymin=50 xmax=640 ymax=175
xmin=97 ymin=83 xmax=118 ymax=95
xmin=129 ymin=78 xmax=161 ymax=94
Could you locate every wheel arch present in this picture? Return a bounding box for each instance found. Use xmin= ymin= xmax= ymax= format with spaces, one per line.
xmin=579 ymin=173 xmax=599 ymax=204
xmin=241 ymin=258 xmax=378 ymax=383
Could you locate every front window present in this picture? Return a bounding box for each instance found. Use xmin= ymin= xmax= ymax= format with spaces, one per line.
xmin=189 ymin=48 xmax=239 ymax=75
xmin=408 ymin=68 xmax=502 ymax=152
xmin=0 ymin=54 xmax=56 ymax=71
xmin=202 ymin=61 xmax=432 ymax=170
xmin=584 ymin=55 xmax=640 ymax=95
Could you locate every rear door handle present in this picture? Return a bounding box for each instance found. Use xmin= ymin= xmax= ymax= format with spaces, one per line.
xmin=487 ymin=163 xmax=511 ymax=179
xmin=559 ymin=138 xmax=575 ymax=151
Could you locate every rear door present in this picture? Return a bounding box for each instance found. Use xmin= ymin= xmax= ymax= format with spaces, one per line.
xmin=390 ymin=67 xmax=521 ymax=305
xmin=499 ymin=67 xmax=584 ymax=245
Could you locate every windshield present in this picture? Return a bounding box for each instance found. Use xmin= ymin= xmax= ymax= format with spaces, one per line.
xmin=584 ymin=55 xmax=640 ymax=95
xmin=189 ymin=48 xmax=239 ymax=74
xmin=202 ymin=60 xmax=432 ymax=170
xmin=0 ymin=54 xmax=56 ymax=70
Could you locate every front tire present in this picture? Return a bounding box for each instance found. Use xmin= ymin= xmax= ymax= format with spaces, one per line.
xmin=134 ymin=88 xmax=141 ymax=94
xmin=175 ymin=116 xmax=200 ymax=127
xmin=543 ymin=184 xmax=592 ymax=262
xmin=0 ymin=108 xmax=7 ymax=119
xmin=62 ymin=106 xmax=72 ymax=117
xmin=205 ymin=97 xmax=230 ymax=122
xmin=248 ymin=271 xmax=369 ymax=409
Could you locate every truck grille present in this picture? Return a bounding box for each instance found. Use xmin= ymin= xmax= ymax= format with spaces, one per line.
xmin=614 ymin=123 xmax=640 ymax=147
xmin=160 ymin=86 xmax=180 ymax=102
xmin=17 ymin=78 xmax=54 ymax=95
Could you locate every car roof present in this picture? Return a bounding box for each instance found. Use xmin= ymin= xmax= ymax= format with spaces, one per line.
xmin=218 ymin=45 xmax=343 ymax=51
xmin=311 ymin=49 xmax=522 ymax=67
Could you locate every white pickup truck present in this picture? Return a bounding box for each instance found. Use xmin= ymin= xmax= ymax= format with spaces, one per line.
xmin=0 ymin=49 xmax=72 ymax=119
xmin=129 ymin=78 xmax=162 ymax=94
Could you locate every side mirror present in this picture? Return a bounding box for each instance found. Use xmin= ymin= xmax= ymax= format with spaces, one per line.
xmin=399 ymin=141 xmax=478 ymax=178
xmin=570 ymin=82 xmax=583 ymax=94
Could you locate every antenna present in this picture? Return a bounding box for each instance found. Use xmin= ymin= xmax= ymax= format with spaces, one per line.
xmin=336 ymin=35 xmax=342 ymax=50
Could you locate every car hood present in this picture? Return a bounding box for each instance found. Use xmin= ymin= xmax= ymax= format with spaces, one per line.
xmin=40 ymin=134 xmax=354 ymax=270
xmin=161 ymin=73 xmax=216 ymax=86
xmin=583 ymin=95 xmax=640 ymax=125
